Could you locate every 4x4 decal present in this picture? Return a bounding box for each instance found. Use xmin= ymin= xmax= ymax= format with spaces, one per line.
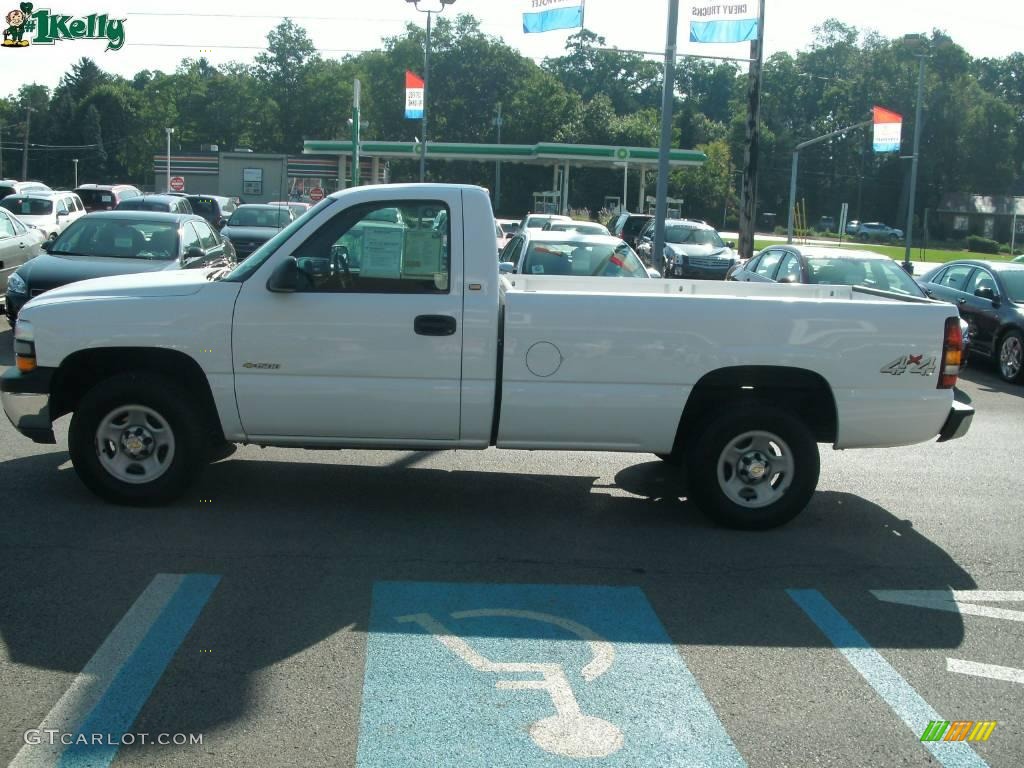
xmin=881 ymin=354 xmax=937 ymax=376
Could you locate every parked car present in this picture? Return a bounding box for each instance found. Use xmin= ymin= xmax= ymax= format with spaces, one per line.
xmin=0 ymin=184 xmax=971 ymax=529
xmin=845 ymin=219 xmax=860 ymax=235
xmin=0 ymin=179 xmax=51 ymax=201
xmin=518 ymin=213 xmax=572 ymax=232
xmin=3 ymin=211 xmax=234 ymax=324
xmin=635 ymin=219 xmax=738 ymax=280
xmin=269 ymin=201 xmax=312 ymax=219
xmin=73 ymin=183 xmax=143 ymax=212
xmin=220 ymin=204 xmax=295 ymax=260
xmin=607 ymin=212 xmax=653 ymax=249
xmin=115 ymin=194 xmax=193 ymax=215
xmin=500 ymin=230 xmax=653 ymax=279
xmin=495 ymin=218 xmax=519 ymax=253
xmin=1012 ymin=254 xmax=1024 ymax=264
xmin=0 ymin=207 xmax=46 ymax=302
xmin=917 ymin=260 xmax=1024 ymax=383
xmin=0 ymin=191 xmax=86 ymax=240
xmin=544 ymin=221 xmax=611 ymax=236
xmin=854 ymin=222 xmax=904 ymax=242
xmin=184 ymin=194 xmax=237 ymax=230
xmin=817 ymin=216 xmax=836 ymax=232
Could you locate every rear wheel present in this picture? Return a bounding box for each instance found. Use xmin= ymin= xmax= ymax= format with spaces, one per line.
xmin=997 ymin=330 xmax=1024 ymax=384
xmin=685 ymin=406 xmax=819 ymax=530
xmin=69 ymin=372 xmax=208 ymax=505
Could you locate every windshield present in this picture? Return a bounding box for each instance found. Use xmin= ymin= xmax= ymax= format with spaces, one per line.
xmin=228 ymin=207 xmax=292 ymax=228
xmin=223 ymin=197 xmax=337 ymax=281
xmin=998 ymin=270 xmax=1024 ymax=302
xmin=1 ymin=197 xmax=52 ymax=216
xmin=75 ymin=190 xmax=117 ymax=209
xmin=500 ymin=222 xmax=519 ymax=235
xmin=805 ymin=257 xmax=924 ymax=297
xmin=521 ymin=240 xmax=647 ymax=277
xmin=549 ymin=222 xmax=607 ymax=235
xmin=52 ymin=218 xmax=179 ymax=260
xmin=665 ymin=225 xmax=725 ymax=248
xmin=117 ymin=198 xmax=172 ymax=212
xmin=189 ymin=198 xmax=219 ymax=217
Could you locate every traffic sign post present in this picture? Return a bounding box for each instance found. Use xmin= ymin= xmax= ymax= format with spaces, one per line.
xmin=309 ymin=187 xmax=324 ymax=202
xmin=169 ymin=176 xmax=185 ymax=193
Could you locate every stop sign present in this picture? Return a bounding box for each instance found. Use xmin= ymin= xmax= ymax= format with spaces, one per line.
xmin=309 ymin=187 xmax=324 ymax=202
xmin=169 ymin=176 xmax=185 ymax=192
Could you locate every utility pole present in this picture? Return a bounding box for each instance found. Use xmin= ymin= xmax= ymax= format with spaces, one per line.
xmin=738 ymin=0 xmax=766 ymax=259
xmin=21 ymin=106 xmax=34 ymax=181
xmin=493 ymin=101 xmax=503 ymax=212
xmin=421 ymin=9 xmax=431 ymax=182
xmin=0 ymin=122 xmax=4 ymax=179
xmin=352 ymin=79 xmax=361 ymax=186
xmin=653 ymin=0 xmax=680 ymax=273
xmin=165 ymin=126 xmax=174 ymax=192
xmin=904 ymin=52 xmax=926 ymax=271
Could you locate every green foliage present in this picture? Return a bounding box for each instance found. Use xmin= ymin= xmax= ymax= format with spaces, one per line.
xmin=966 ymin=235 xmax=1001 ymax=254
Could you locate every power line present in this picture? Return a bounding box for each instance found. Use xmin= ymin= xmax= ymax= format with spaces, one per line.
xmin=126 ymin=12 xmax=408 ymax=21
xmin=123 ymin=42 xmax=374 ymax=54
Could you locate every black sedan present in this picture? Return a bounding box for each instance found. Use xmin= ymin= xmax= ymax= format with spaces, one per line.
xmin=917 ymin=260 xmax=1024 ymax=383
xmin=4 ymin=211 xmax=233 ymax=324
xmin=220 ymin=204 xmax=295 ymax=260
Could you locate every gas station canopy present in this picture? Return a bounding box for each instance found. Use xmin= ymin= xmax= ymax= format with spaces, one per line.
xmin=304 ymin=140 xmax=706 ymax=169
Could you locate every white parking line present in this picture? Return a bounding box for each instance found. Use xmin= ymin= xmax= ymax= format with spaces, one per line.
xmin=947 ymin=659 xmax=1024 ymax=686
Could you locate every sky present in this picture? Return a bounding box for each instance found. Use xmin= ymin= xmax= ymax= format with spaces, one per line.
xmin=1 ymin=0 xmax=1022 ymax=99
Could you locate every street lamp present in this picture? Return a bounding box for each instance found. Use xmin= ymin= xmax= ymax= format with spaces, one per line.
xmin=72 ymin=158 xmax=78 ymax=188
xmin=404 ymin=0 xmax=457 ymax=183
xmin=902 ymin=33 xmax=929 ymax=272
xmin=165 ymin=127 xmax=175 ymax=193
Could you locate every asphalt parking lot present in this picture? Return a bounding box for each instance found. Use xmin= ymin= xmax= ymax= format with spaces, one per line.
xmin=0 ymin=324 xmax=1021 ymax=767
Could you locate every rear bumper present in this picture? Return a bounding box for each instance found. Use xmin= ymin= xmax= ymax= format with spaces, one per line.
xmin=937 ymin=400 xmax=973 ymax=443
xmin=1 ymin=366 xmax=56 ymax=444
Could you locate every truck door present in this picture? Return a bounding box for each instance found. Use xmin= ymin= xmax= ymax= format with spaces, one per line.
xmin=231 ymin=194 xmax=464 ymax=442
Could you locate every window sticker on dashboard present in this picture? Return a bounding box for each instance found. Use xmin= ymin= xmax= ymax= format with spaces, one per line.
xmin=532 ymin=265 xmax=544 ymax=274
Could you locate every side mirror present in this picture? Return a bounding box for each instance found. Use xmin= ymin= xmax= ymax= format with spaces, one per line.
xmin=727 ymin=241 xmax=736 ymax=249
xmin=184 ymin=246 xmax=206 ymax=264
xmin=499 ymin=262 xmax=515 ymax=274
xmin=41 ymin=239 xmax=53 ymax=253
xmin=56 ymin=210 xmax=68 ymax=218
xmin=215 ymin=217 xmax=226 ymax=230
xmin=267 ymin=258 xmax=306 ymax=292
xmin=646 ymin=268 xmax=661 ymax=278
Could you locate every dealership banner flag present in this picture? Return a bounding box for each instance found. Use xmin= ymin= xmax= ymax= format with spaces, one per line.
xmin=523 ymin=0 xmax=584 ymax=34
xmin=873 ymin=106 xmax=902 ymax=153
xmin=690 ymin=3 xmax=760 ymax=43
xmin=405 ymin=71 xmax=425 ymax=120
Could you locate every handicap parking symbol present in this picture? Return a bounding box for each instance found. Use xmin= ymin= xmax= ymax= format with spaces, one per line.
xmin=357 ymin=582 xmax=746 ymax=767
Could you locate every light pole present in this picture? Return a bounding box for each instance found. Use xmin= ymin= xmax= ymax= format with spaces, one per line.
xmin=21 ymin=106 xmax=34 ymax=181
xmin=493 ymin=101 xmax=504 ymax=212
xmin=72 ymin=158 xmax=78 ymax=188
xmin=903 ymin=34 xmax=929 ymax=271
xmin=404 ymin=0 xmax=456 ymax=183
xmin=165 ymin=127 xmax=175 ymax=192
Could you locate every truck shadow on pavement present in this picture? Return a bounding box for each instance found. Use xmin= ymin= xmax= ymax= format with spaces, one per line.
xmin=960 ymin=361 xmax=1024 ymax=399
xmin=0 ymin=449 xmax=976 ymax=748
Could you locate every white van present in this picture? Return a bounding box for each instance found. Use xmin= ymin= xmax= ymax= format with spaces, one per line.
xmin=0 ymin=191 xmax=85 ymax=240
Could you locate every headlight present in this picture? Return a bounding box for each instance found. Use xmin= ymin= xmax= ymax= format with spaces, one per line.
xmin=7 ymin=271 xmax=27 ymax=295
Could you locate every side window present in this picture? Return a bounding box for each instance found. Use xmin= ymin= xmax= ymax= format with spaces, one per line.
xmin=965 ymin=268 xmax=998 ymax=297
xmin=777 ymin=254 xmax=802 ymax=282
xmin=181 ymin=223 xmax=202 ymax=253
xmin=57 ymin=197 xmax=69 ymax=214
xmin=10 ymin=213 xmax=26 ymax=235
xmin=938 ymin=264 xmax=974 ymax=292
xmin=72 ymin=195 xmax=84 ymax=212
xmin=193 ymin=220 xmax=219 ymax=250
xmin=755 ymin=249 xmax=784 ymax=277
xmin=0 ymin=213 xmax=15 ymax=238
xmin=291 ymin=200 xmax=450 ymax=294
xmin=503 ymin=237 xmax=525 ymax=267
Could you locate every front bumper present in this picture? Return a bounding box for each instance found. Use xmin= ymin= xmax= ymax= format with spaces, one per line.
xmin=667 ymin=263 xmax=734 ymax=280
xmin=937 ymin=399 xmax=973 ymax=443
xmin=1 ymin=366 xmax=56 ymax=444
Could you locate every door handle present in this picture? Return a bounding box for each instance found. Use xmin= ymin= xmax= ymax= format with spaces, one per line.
xmin=414 ymin=315 xmax=457 ymax=336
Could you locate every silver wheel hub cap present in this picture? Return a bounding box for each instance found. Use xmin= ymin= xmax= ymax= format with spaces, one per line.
xmin=95 ymin=405 xmax=176 ymax=485
xmin=717 ymin=431 xmax=794 ymax=509
xmin=1001 ymin=336 xmax=1022 ymax=379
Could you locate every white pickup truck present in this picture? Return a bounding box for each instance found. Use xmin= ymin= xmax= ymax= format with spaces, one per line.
xmin=2 ymin=184 xmax=972 ymax=529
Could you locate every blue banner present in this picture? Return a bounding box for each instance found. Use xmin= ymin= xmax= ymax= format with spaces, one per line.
xmin=690 ymin=18 xmax=760 ymax=44
xmin=523 ymin=3 xmax=584 ymax=34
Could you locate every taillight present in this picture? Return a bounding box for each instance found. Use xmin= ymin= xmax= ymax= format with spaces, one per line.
xmin=938 ymin=316 xmax=962 ymax=389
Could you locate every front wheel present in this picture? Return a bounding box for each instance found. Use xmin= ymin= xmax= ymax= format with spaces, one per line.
xmin=69 ymin=372 xmax=209 ymax=505
xmin=686 ymin=406 xmax=819 ymax=530
xmin=997 ymin=330 xmax=1024 ymax=384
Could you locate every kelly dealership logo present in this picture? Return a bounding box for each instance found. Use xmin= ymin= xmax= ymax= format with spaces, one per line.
xmin=3 ymin=2 xmax=125 ymax=50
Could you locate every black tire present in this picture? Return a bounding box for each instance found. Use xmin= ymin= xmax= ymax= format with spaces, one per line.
xmin=69 ymin=372 xmax=209 ymax=505
xmin=685 ymin=406 xmax=819 ymax=530
xmin=996 ymin=329 xmax=1024 ymax=384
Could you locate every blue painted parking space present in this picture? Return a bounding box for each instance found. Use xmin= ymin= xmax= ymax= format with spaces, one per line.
xmin=356 ymin=581 xmax=746 ymax=767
